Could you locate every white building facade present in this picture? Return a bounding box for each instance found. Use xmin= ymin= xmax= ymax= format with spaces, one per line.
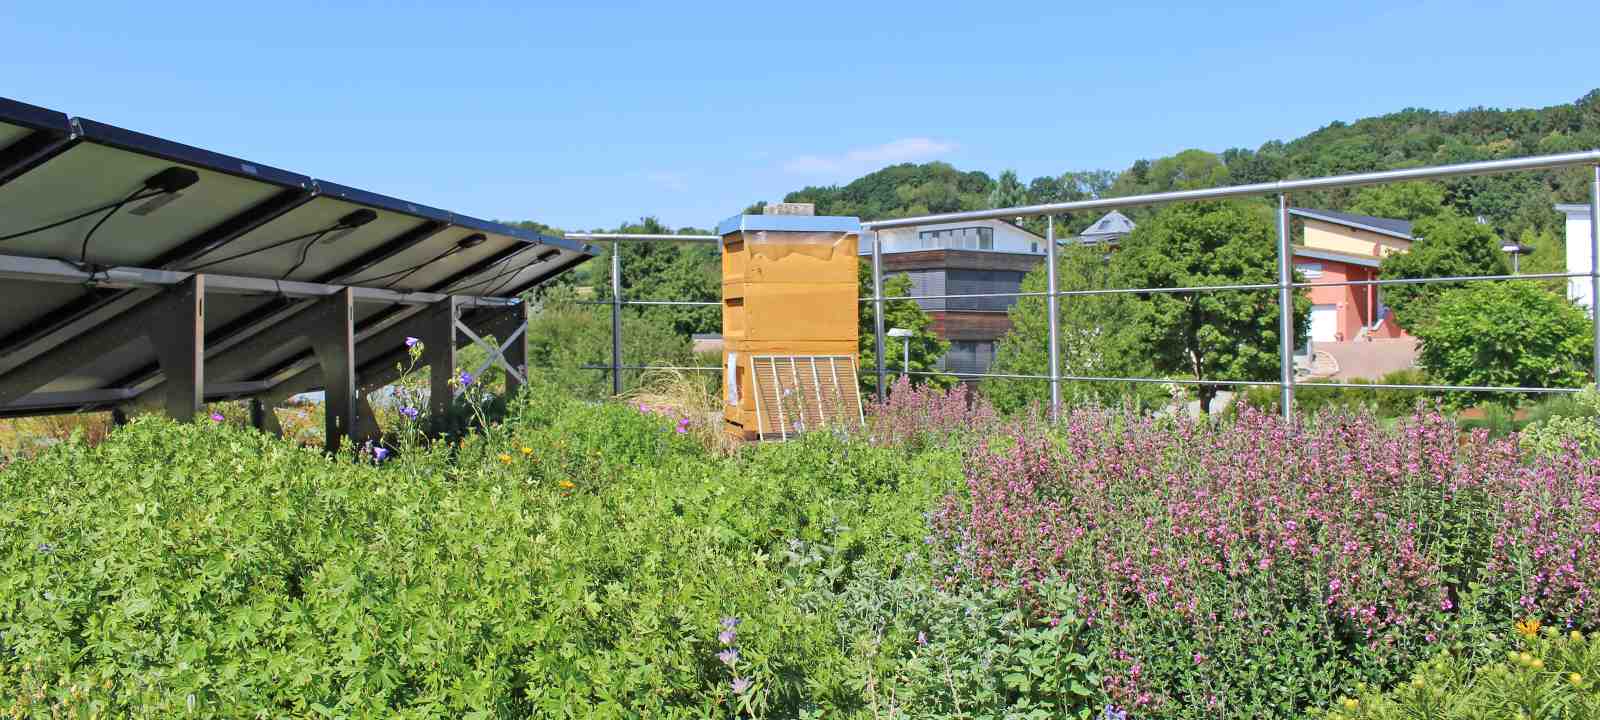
xmin=1560 ymin=203 xmax=1595 ymax=309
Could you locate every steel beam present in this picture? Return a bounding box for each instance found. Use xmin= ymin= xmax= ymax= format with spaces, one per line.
xmin=1276 ymin=194 xmax=1295 ymax=420
xmin=0 ymin=283 xmax=186 ymax=406
xmin=316 ymin=219 xmax=449 ymax=284
xmin=144 ymin=275 xmax=205 ymax=421
xmin=501 ymin=303 xmax=530 ymax=399
xmin=0 ymin=132 xmax=76 ymax=189
xmin=307 ymin=288 xmax=358 ymax=452
xmin=422 ymin=296 xmax=461 ymax=418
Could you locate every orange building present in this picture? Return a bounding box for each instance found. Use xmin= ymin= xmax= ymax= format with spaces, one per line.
xmin=1290 ymin=208 xmax=1412 ymax=348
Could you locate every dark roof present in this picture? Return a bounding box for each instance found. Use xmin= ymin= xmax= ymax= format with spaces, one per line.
xmin=1289 ymin=208 xmax=1413 ymax=240
xmin=1293 ymin=246 xmax=1382 ymax=268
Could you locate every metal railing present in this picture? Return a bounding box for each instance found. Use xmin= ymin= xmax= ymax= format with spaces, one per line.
xmin=557 ymin=150 xmax=1600 ymax=420
xmin=862 ymin=151 xmax=1600 ymax=421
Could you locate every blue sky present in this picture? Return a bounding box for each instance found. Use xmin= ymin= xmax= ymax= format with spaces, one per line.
xmin=3 ymin=1 xmax=1594 ymax=232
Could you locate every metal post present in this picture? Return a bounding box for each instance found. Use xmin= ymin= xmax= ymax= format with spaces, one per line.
xmin=1590 ymin=165 xmax=1599 ymax=382
xmin=1045 ymin=215 xmax=1061 ymax=420
xmin=610 ymin=241 xmax=623 ymax=396
xmin=1276 ymin=193 xmax=1295 ymax=421
xmin=871 ymin=230 xmax=887 ymax=400
xmin=901 ymin=336 xmax=910 ymax=377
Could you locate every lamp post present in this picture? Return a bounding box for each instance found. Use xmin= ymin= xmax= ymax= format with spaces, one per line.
xmin=1500 ymin=237 xmax=1534 ymax=275
xmin=887 ymin=327 xmax=912 ymax=380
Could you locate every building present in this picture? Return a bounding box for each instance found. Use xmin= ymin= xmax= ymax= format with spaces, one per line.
xmin=862 ymin=212 xmax=1133 ymax=377
xmin=1289 ymin=208 xmax=1412 ymax=346
xmin=1077 ymin=210 xmax=1135 ymax=247
xmin=865 ymin=218 xmax=1047 ymax=375
xmin=1559 ymin=203 xmax=1594 ymax=309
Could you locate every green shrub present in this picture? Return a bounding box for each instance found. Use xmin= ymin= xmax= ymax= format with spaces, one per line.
xmin=0 ymin=381 xmax=962 ymax=718
xmin=1229 ymin=368 xmax=1430 ymax=419
xmin=1321 ymin=622 xmax=1600 ymax=720
xmin=1520 ymin=385 xmax=1600 ymax=458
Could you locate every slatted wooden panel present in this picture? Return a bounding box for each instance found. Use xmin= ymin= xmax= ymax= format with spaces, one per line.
xmin=750 ymin=355 xmax=863 ymax=439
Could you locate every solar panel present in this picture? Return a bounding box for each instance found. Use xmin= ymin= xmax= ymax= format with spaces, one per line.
xmin=0 ymin=95 xmax=596 ymax=444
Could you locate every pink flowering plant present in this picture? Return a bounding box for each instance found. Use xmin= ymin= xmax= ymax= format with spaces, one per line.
xmin=928 ymin=403 xmax=1600 ymax=718
xmin=866 ymin=375 xmax=1002 ymax=451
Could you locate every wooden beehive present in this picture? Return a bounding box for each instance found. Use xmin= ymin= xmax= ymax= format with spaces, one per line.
xmin=719 ymin=213 xmax=862 ymax=440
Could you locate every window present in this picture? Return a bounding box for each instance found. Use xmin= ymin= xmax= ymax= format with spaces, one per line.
xmin=918 ymin=226 xmax=994 ymax=251
xmin=944 ymin=341 xmax=997 ymax=375
xmin=1295 ymin=262 xmax=1324 ymax=279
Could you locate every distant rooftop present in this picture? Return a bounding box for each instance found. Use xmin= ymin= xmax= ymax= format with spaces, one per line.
xmin=1076 ymin=210 xmax=1135 ymax=245
xmin=1289 ymin=208 xmax=1413 ymax=240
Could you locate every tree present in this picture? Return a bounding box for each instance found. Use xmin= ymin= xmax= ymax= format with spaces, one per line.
xmin=1110 ymin=149 xmax=1230 ymax=197
xmin=594 ymin=217 xmax=721 ymax=338
xmin=857 ymin=261 xmax=953 ymax=396
xmin=988 ymin=169 xmax=1027 ymax=209
xmin=1110 ymin=201 xmax=1310 ymax=414
xmin=983 ymin=242 xmax=1161 ymax=413
xmin=1347 ymin=181 xmax=1448 ymax=220
xmin=1413 ymin=282 xmax=1593 ymax=405
xmin=524 ymin=286 xmax=698 ymax=399
xmin=1378 ymin=213 xmax=1508 ymax=330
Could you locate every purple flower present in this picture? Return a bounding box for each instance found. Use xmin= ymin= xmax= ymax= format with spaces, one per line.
xmin=716 ymin=648 xmax=738 ymax=666
xmin=720 ymin=616 xmax=740 ymax=631
xmin=1101 ymin=705 xmax=1126 ymax=720
xmin=373 ymin=447 xmax=389 ymax=462
xmin=718 ymin=629 xmax=736 ymax=646
xmin=404 ymin=336 xmax=419 ymax=348
xmin=916 ymin=631 xmax=927 ymax=646
xmin=400 ymin=406 xmax=419 ymax=420
xmin=730 ymin=677 xmax=751 ymax=694
xmin=458 ymin=371 xmax=473 ymax=387
xmin=210 ymin=412 xmax=224 ymax=423
xmin=676 ymin=425 xmax=689 ymax=434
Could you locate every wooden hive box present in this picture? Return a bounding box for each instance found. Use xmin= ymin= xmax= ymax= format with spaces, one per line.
xmin=718 ymin=214 xmax=862 ymax=440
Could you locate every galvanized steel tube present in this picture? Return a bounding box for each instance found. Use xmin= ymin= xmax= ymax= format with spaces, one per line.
xmin=871 ymin=230 xmax=887 ymax=400
xmin=1045 ymin=215 xmax=1061 ymax=420
xmin=610 ymin=242 xmax=623 ymax=396
xmin=1276 ymin=194 xmax=1294 ymax=420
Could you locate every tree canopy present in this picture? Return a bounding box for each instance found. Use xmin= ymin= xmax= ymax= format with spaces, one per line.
xmin=1378 ymin=213 xmax=1509 ymax=330
xmin=1413 ymin=281 xmax=1593 ymax=405
xmin=1111 ymin=201 xmax=1310 ymax=414
xmin=857 ymin=262 xmax=953 ymax=396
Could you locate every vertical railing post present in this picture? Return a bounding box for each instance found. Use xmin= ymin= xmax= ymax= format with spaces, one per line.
xmin=1045 ymin=214 xmax=1061 ymax=421
xmin=610 ymin=240 xmax=623 ymax=396
xmin=1276 ymin=193 xmax=1295 ymax=421
xmin=871 ymin=229 xmax=887 ymax=401
xmin=1589 ymin=165 xmax=1600 ymax=382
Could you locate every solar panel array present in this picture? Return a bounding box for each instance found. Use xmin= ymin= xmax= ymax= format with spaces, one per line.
xmin=0 ymin=96 xmax=595 ymax=421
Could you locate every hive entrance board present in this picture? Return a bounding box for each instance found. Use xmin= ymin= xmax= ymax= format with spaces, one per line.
xmin=749 ymin=355 xmax=864 ymax=440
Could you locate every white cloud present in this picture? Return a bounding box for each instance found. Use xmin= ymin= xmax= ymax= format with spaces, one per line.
xmin=783 ymin=137 xmax=957 ymax=177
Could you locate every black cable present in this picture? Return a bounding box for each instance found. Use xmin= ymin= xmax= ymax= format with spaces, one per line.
xmin=186 ymin=228 xmax=331 ymax=271
xmin=278 ymin=231 xmax=329 ymax=280
xmin=79 ymin=188 xmax=156 ymax=264
xmin=449 ymin=262 xmax=528 ymax=296
xmin=0 ymin=190 xmax=163 ymax=244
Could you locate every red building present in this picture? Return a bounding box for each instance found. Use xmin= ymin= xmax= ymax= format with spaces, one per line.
xmin=1289 ymin=208 xmax=1412 ymax=347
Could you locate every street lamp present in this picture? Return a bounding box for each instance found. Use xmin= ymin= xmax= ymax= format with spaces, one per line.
xmin=1499 ymin=231 xmax=1535 ymax=275
xmin=887 ymin=327 xmax=913 ymax=378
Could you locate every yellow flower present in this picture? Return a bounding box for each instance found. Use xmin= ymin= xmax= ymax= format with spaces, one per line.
xmin=1530 ymin=658 xmax=1545 ymax=670
xmin=1518 ymin=652 xmax=1534 ymax=666
xmin=1341 ymin=698 xmax=1359 ymax=710
xmin=1570 ymin=673 xmax=1584 ymax=687
xmin=520 ymin=446 xmax=533 ymax=456
xmin=559 ymin=480 xmax=575 ymax=490
xmin=497 ymin=453 xmax=513 ymax=465
xmin=1572 ymin=630 xmax=1585 ymax=643
xmin=1515 ymin=617 xmax=1541 ymax=638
